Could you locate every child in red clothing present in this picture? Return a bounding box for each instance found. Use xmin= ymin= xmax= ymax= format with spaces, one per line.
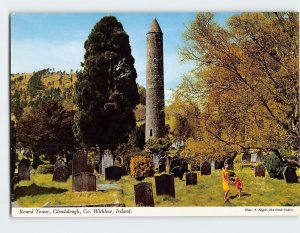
xmin=234 ymin=176 xmax=243 ymax=198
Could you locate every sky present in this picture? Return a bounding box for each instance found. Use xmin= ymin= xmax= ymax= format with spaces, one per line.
xmin=11 ymin=12 xmax=237 ymax=100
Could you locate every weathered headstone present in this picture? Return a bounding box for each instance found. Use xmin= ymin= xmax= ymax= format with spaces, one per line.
xmin=102 ymin=149 xmax=114 ymax=175
xmin=105 ymin=166 xmax=122 ymax=181
xmin=53 ymin=166 xmax=69 ymax=182
xmin=241 ymin=153 xmax=251 ymax=162
xmin=73 ymin=172 xmax=96 ymax=192
xmin=201 ymin=161 xmax=211 ymax=176
xmin=169 ymin=159 xmax=181 ymax=173
xmin=152 ymin=154 xmax=159 ymax=166
xmin=255 ymin=165 xmax=266 ymax=177
xmin=72 ymin=150 xmax=88 ymax=176
xmin=18 ymin=164 xmax=30 ymax=180
xmin=54 ymin=160 xmax=65 ymax=170
xmin=185 ymin=172 xmax=197 ymax=185
xmin=283 ymin=166 xmax=299 ymax=183
xmin=134 ymin=182 xmax=154 ymax=207
xmin=155 ymin=174 xmax=175 ymax=197
xmin=250 ymin=152 xmax=258 ymax=163
xmin=210 ymin=160 xmax=215 ymax=171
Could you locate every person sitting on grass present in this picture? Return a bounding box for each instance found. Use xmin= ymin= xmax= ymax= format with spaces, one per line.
xmin=234 ymin=176 xmax=243 ymax=198
xmin=222 ymin=165 xmax=230 ymax=202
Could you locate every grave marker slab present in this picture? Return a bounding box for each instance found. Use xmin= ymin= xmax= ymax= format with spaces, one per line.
xmin=283 ymin=166 xmax=298 ymax=183
xmin=185 ymin=172 xmax=197 ymax=185
xmin=250 ymin=152 xmax=258 ymax=163
xmin=255 ymin=165 xmax=266 ymax=177
xmin=18 ymin=164 xmax=30 ymax=180
xmin=102 ymin=149 xmax=114 ymax=175
xmin=53 ymin=166 xmax=69 ymax=182
xmin=134 ymin=182 xmax=154 ymax=207
xmin=54 ymin=160 xmax=65 ymax=170
xmin=72 ymin=150 xmax=88 ymax=176
xmin=201 ymin=161 xmax=211 ymax=176
xmin=155 ymin=174 xmax=175 ymax=198
xmin=152 ymin=154 xmax=159 ymax=166
xmin=73 ymin=172 xmax=96 ymax=192
xmin=105 ymin=166 xmax=122 ymax=181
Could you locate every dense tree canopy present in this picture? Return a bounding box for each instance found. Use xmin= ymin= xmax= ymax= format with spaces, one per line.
xmin=73 ymin=16 xmax=139 ymax=149
xmin=171 ymin=12 xmax=299 ymax=162
xmin=16 ymin=100 xmax=76 ymax=163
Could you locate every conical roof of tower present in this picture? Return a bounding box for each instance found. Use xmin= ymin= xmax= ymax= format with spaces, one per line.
xmin=147 ymin=18 xmax=163 ymax=34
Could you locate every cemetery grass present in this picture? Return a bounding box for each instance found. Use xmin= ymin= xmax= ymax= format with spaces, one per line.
xmin=14 ymin=169 xmax=300 ymax=207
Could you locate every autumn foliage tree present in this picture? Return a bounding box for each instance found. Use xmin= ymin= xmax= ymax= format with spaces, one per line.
xmin=172 ymin=12 xmax=299 ymax=160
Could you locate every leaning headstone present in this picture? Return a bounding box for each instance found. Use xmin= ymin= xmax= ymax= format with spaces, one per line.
xmin=185 ymin=172 xmax=197 ymax=185
xmin=53 ymin=166 xmax=69 ymax=182
xmin=102 ymin=149 xmax=114 ymax=175
xmin=283 ymin=166 xmax=299 ymax=183
xmin=201 ymin=161 xmax=211 ymax=176
xmin=155 ymin=174 xmax=175 ymax=198
xmin=73 ymin=172 xmax=96 ymax=192
xmin=255 ymin=165 xmax=266 ymax=177
xmin=134 ymin=182 xmax=154 ymax=207
xmin=105 ymin=166 xmax=122 ymax=181
xmin=18 ymin=164 xmax=30 ymax=180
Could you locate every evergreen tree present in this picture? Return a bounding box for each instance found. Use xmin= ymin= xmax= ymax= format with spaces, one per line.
xmin=73 ymin=16 xmax=139 ymax=149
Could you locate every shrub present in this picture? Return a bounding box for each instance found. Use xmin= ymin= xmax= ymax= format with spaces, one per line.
xmin=130 ymin=155 xmax=154 ymax=181
xmin=233 ymin=153 xmax=243 ymax=170
xmin=36 ymin=164 xmax=54 ymax=174
xmin=263 ymin=153 xmax=284 ymax=179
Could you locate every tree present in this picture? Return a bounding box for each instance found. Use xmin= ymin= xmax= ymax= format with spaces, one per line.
xmin=16 ymin=100 xmax=76 ymax=163
xmin=73 ymin=16 xmax=139 ymax=150
xmin=137 ymin=84 xmax=146 ymax=105
xmin=176 ymin=13 xmax=299 ymax=159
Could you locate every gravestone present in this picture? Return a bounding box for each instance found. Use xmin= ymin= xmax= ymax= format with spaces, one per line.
xmin=54 ymin=160 xmax=65 ymax=170
xmin=210 ymin=160 xmax=215 ymax=171
xmin=241 ymin=153 xmax=251 ymax=162
xmin=102 ymin=149 xmax=114 ymax=175
xmin=53 ymin=166 xmax=69 ymax=182
xmin=169 ymin=166 xmax=180 ymax=178
xmin=18 ymin=164 xmax=30 ymax=180
xmin=179 ymin=161 xmax=189 ymax=180
xmin=201 ymin=161 xmax=211 ymax=176
xmin=72 ymin=150 xmax=88 ymax=176
xmin=256 ymin=151 xmax=263 ymax=162
xmin=255 ymin=165 xmax=266 ymax=177
xmin=169 ymin=159 xmax=181 ymax=173
xmin=73 ymin=172 xmax=96 ymax=192
xmin=250 ymin=152 xmax=258 ymax=163
xmin=155 ymin=174 xmax=175 ymax=198
xmin=134 ymin=182 xmax=154 ymax=207
xmin=283 ymin=166 xmax=298 ymax=183
xmin=105 ymin=166 xmax=122 ymax=181
xmin=152 ymin=154 xmax=159 ymax=166
xmin=185 ymin=172 xmax=197 ymax=185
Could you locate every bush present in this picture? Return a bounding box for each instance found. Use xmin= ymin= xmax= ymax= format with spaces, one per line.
xmin=263 ymin=153 xmax=284 ymax=179
xmin=233 ymin=153 xmax=242 ymax=170
xmin=36 ymin=164 xmax=54 ymax=174
xmin=130 ymin=155 xmax=154 ymax=181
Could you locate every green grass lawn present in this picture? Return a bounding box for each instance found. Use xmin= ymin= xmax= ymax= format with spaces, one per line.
xmin=13 ymin=169 xmax=300 ymax=207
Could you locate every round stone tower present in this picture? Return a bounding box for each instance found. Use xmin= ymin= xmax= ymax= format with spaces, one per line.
xmin=145 ymin=18 xmax=165 ymax=142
